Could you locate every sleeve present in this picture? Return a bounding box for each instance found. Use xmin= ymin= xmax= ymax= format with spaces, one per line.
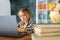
xmin=25 ymin=23 xmax=35 ymax=33
xmin=17 ymin=22 xmax=20 ymax=28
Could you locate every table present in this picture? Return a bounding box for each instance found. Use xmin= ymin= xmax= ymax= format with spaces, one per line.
xmin=0 ymin=34 xmax=31 ymax=40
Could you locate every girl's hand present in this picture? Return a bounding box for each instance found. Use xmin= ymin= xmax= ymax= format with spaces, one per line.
xmin=18 ymin=27 xmax=26 ymax=33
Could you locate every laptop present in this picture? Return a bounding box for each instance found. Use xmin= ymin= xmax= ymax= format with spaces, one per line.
xmin=0 ymin=15 xmax=27 ymax=37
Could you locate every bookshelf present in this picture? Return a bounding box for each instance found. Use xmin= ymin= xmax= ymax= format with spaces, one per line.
xmin=36 ymin=0 xmax=58 ymax=24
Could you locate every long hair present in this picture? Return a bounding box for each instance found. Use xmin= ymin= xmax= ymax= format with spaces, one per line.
xmin=18 ymin=8 xmax=31 ymax=18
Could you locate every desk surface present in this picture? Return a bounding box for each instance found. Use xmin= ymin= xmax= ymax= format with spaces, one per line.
xmin=0 ymin=34 xmax=31 ymax=40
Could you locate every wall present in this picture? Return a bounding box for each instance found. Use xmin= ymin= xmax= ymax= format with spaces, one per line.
xmin=0 ymin=0 xmax=11 ymax=16
xmin=10 ymin=0 xmax=36 ymax=23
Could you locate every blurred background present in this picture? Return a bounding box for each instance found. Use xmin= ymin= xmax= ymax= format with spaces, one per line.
xmin=10 ymin=0 xmax=36 ymax=23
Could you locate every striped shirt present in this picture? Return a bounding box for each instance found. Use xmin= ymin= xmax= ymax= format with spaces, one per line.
xmin=18 ymin=20 xmax=34 ymax=33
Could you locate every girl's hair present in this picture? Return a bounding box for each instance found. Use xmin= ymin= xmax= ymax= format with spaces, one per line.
xmin=18 ymin=8 xmax=31 ymax=17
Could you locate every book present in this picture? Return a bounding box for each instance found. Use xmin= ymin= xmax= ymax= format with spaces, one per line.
xmin=31 ymin=33 xmax=60 ymax=40
xmin=34 ymin=26 xmax=60 ymax=36
xmin=35 ymin=32 xmax=60 ymax=37
xmin=34 ymin=26 xmax=60 ymax=33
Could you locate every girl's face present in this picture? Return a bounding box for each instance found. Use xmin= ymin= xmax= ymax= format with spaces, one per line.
xmin=18 ymin=11 xmax=30 ymax=23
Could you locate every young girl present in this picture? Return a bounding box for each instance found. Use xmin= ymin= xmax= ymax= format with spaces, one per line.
xmin=17 ymin=8 xmax=34 ymax=33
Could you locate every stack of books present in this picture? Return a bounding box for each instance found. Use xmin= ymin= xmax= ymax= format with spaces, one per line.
xmin=31 ymin=25 xmax=60 ymax=40
xmin=34 ymin=26 xmax=60 ymax=36
xmin=31 ymin=33 xmax=60 ymax=40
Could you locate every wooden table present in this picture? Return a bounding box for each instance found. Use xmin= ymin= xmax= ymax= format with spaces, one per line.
xmin=0 ymin=34 xmax=31 ymax=40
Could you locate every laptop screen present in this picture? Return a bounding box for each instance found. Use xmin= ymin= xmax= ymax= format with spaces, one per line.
xmin=0 ymin=15 xmax=19 ymax=37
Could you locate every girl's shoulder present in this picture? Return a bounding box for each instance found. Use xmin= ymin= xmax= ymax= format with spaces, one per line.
xmin=18 ymin=21 xmax=23 ymax=26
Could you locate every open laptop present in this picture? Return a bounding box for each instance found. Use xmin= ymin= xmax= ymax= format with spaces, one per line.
xmin=0 ymin=15 xmax=27 ymax=37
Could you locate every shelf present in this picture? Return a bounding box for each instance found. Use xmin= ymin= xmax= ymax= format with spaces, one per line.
xmin=38 ymin=0 xmax=46 ymax=1
xmin=38 ymin=10 xmax=48 ymax=11
xmin=36 ymin=0 xmax=58 ymax=24
xmin=38 ymin=20 xmax=52 ymax=23
xmin=48 ymin=0 xmax=58 ymax=3
xmin=38 ymin=19 xmax=50 ymax=21
xmin=38 ymin=11 xmax=47 ymax=14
